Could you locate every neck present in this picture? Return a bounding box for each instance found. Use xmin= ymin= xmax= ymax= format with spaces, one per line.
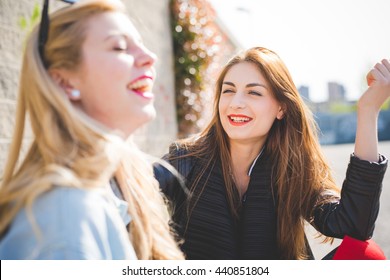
xmin=229 ymin=140 xmax=264 ymax=197
xmin=230 ymin=141 xmax=263 ymax=172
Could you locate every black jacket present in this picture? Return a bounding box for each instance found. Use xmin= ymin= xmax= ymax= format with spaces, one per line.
xmin=154 ymin=145 xmax=387 ymax=260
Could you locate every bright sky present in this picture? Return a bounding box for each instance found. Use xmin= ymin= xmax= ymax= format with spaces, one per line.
xmin=209 ymin=0 xmax=390 ymax=102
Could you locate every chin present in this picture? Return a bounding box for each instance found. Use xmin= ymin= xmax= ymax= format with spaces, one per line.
xmin=143 ymin=105 xmax=157 ymax=121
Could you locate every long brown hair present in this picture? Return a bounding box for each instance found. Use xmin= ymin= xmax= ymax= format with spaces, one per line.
xmin=0 ymin=0 xmax=183 ymax=260
xmin=180 ymin=47 xmax=339 ymax=259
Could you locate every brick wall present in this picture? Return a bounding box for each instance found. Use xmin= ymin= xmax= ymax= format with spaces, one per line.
xmin=0 ymin=0 xmax=177 ymax=174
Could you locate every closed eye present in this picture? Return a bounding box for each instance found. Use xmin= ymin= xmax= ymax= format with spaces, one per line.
xmin=222 ymin=88 xmax=235 ymax=94
xmin=248 ymin=91 xmax=262 ymax=96
xmin=113 ymin=39 xmax=129 ymax=52
xmin=113 ymin=46 xmax=128 ymax=52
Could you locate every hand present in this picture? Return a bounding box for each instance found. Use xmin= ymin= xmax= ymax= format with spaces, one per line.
xmin=358 ymin=59 xmax=390 ymax=114
xmin=354 ymin=59 xmax=389 ymax=162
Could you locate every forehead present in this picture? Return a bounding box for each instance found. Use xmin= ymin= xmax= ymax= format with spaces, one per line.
xmin=224 ymin=62 xmax=266 ymax=84
xmin=84 ymin=11 xmax=140 ymax=42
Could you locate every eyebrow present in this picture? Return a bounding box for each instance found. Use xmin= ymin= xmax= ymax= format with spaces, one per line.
xmin=223 ymin=81 xmax=267 ymax=89
xmin=104 ymin=33 xmax=127 ymax=41
xmin=104 ymin=32 xmax=140 ymax=43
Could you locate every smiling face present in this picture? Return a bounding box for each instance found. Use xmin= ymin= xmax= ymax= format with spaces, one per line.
xmin=218 ymin=62 xmax=283 ymax=147
xmin=65 ymin=11 xmax=157 ymax=137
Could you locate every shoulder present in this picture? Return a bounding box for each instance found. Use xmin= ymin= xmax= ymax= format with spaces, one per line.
xmin=165 ymin=141 xmax=191 ymax=159
xmin=166 ymin=141 xmax=196 ymax=174
xmin=154 ymin=141 xmax=196 ymax=199
xmin=32 ymin=186 xmax=111 ymax=223
xmin=0 ymin=186 xmax=136 ymax=259
xmin=11 ymin=187 xmax=104 ymax=226
xmin=166 ymin=134 xmax=203 ymax=159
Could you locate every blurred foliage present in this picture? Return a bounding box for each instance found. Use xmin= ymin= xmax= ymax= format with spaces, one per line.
xmin=329 ymin=102 xmax=357 ymax=113
xmin=18 ymin=2 xmax=40 ymax=33
xmin=170 ymin=0 xmax=221 ymax=138
xmin=328 ymin=98 xmax=389 ymax=114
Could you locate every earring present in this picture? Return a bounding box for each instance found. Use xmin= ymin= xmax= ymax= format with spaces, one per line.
xmin=70 ymin=89 xmax=80 ymax=99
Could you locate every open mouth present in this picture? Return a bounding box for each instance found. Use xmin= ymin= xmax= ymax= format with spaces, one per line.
xmin=228 ymin=115 xmax=253 ymax=125
xmin=128 ymin=77 xmax=154 ymax=99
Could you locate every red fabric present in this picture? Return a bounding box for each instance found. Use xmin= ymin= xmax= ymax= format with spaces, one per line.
xmin=333 ymin=236 xmax=386 ymax=260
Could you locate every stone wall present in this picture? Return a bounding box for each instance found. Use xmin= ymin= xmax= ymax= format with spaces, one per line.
xmin=124 ymin=0 xmax=178 ymax=156
xmin=0 ymin=0 xmax=177 ymax=174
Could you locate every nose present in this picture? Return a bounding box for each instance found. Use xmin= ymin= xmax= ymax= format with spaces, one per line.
xmin=136 ymin=45 xmax=157 ymax=68
xmin=229 ymin=93 xmax=246 ymax=109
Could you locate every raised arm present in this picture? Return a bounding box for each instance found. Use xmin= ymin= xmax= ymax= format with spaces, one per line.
xmin=312 ymin=59 xmax=389 ymax=240
xmin=355 ymin=59 xmax=390 ymax=162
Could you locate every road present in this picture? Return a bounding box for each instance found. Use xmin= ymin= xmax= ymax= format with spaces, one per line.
xmin=305 ymin=141 xmax=390 ymax=259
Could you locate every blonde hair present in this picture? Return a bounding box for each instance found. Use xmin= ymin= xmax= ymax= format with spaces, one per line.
xmin=181 ymin=47 xmax=340 ymax=259
xmin=0 ymin=0 xmax=183 ymax=260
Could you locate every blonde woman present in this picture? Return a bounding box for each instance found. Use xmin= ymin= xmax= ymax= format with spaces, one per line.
xmin=156 ymin=47 xmax=389 ymax=259
xmin=0 ymin=0 xmax=183 ymax=260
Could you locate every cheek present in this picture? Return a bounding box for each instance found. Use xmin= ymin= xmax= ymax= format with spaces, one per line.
xmin=84 ymin=54 xmax=132 ymax=81
xmin=218 ymin=102 xmax=222 ymax=115
xmin=218 ymin=100 xmax=227 ymax=120
xmin=96 ymin=61 xmax=126 ymax=81
xmin=260 ymin=99 xmax=280 ymax=115
xmin=218 ymin=97 xmax=229 ymax=112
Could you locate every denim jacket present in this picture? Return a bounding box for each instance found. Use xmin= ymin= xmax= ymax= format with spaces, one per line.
xmin=0 ymin=183 xmax=136 ymax=260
